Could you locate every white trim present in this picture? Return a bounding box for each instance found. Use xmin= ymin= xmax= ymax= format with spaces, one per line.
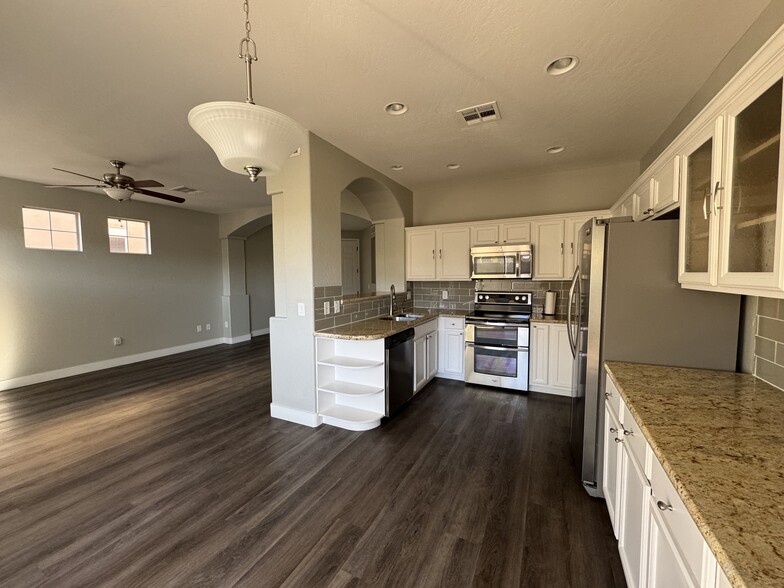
xmin=223 ymin=334 xmax=252 ymax=344
xmin=0 ymin=338 xmax=226 ymax=392
xmin=435 ymin=371 xmax=464 ymax=381
xmin=270 ymin=403 xmax=321 ymax=427
xmin=528 ymin=383 xmax=575 ymax=397
xmin=251 ymin=328 xmax=270 ymax=337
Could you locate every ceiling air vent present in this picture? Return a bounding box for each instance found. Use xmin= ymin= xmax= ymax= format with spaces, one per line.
xmin=171 ymin=185 xmax=202 ymax=194
xmin=457 ymin=101 xmax=501 ymax=126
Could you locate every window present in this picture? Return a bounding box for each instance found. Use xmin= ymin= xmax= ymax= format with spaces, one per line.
xmin=22 ymin=207 xmax=82 ymax=251
xmin=108 ymin=217 xmax=151 ymax=254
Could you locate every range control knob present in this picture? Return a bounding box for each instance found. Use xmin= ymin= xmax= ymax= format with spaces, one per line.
xmin=515 ymin=296 xmax=520 ymax=301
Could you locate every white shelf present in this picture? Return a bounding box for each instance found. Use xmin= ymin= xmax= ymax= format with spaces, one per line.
xmin=319 ymin=381 xmax=384 ymax=397
xmin=317 ymin=356 xmax=384 ymax=369
xmin=319 ymin=405 xmax=384 ymax=431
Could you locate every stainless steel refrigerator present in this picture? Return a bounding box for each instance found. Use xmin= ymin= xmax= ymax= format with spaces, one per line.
xmin=567 ymin=218 xmax=740 ymax=497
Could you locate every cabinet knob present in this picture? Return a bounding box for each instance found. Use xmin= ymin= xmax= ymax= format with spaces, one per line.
xmin=609 ymin=427 xmax=618 ymax=434
xmin=656 ymin=500 xmax=673 ymax=512
xmin=623 ymin=429 xmax=633 ymax=436
xmin=614 ymin=438 xmax=623 ymax=444
xmin=604 ymin=391 xmax=612 ymax=397
xmin=643 ymin=208 xmax=653 ymax=215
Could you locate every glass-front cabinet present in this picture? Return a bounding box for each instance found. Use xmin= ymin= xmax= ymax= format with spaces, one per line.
xmin=680 ymin=70 xmax=784 ymax=295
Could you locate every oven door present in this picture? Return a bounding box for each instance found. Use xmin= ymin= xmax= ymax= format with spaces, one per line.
xmin=470 ymin=253 xmax=518 ymax=279
xmin=464 ymin=324 xmax=529 ymax=391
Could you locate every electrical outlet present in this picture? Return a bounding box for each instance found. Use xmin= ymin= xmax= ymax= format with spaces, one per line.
xmin=323 ymin=301 xmax=330 ymax=315
xmin=297 ymin=302 xmax=306 ymax=316
xmin=113 ymin=337 xmax=123 ymax=346
xmin=206 ymin=323 xmax=211 ymax=331
xmin=333 ymin=300 xmax=340 ymax=313
xmin=442 ymin=290 xmax=448 ymax=300
xmin=196 ymin=325 xmax=202 ymax=333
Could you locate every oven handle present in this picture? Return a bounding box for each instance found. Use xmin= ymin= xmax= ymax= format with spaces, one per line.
xmin=466 ymin=342 xmax=529 ymax=352
xmin=466 ymin=321 xmax=527 ymax=327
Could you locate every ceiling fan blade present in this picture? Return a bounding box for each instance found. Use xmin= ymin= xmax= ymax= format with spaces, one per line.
xmin=45 ymin=184 xmax=106 ymax=188
xmin=132 ymin=179 xmax=164 ymax=188
xmin=134 ymin=188 xmax=185 ymax=203
xmin=53 ymin=167 xmax=105 ymax=183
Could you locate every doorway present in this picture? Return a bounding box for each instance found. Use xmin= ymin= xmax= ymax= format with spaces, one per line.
xmin=341 ymin=239 xmax=360 ymax=296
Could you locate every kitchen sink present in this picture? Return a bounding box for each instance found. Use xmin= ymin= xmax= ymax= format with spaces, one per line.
xmin=379 ymin=313 xmax=424 ymax=322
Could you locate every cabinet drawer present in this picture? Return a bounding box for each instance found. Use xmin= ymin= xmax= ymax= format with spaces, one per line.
xmin=619 ymin=401 xmax=648 ymax=474
xmin=439 ymin=316 xmax=464 ymax=330
xmin=414 ymin=318 xmax=438 ymax=338
xmin=649 ymin=454 xmax=704 ymax=583
xmin=604 ymin=374 xmax=622 ymax=420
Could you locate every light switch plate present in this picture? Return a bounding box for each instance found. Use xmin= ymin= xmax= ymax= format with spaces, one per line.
xmin=297 ymin=302 xmax=306 ymax=316
xmin=442 ymin=290 xmax=448 ymax=300
xmin=333 ymin=300 xmax=341 ymax=313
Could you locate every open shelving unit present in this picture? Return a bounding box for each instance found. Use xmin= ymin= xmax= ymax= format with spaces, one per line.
xmin=315 ymin=337 xmax=386 ymax=431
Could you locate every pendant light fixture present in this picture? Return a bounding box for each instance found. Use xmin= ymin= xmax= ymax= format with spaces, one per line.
xmin=188 ymin=0 xmax=305 ymax=182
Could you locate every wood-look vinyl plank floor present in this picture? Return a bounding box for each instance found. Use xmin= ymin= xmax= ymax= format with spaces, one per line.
xmin=0 ymin=336 xmax=625 ymax=587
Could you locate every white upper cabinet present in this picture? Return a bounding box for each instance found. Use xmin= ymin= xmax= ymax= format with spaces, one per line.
xmin=470 ymin=220 xmax=531 ymax=245
xmin=651 ymin=156 xmax=680 ymax=214
xmin=500 ymin=221 xmax=531 ymax=244
xmin=406 ymin=227 xmax=470 ymax=281
xmin=533 ymin=219 xmax=565 ymax=279
xmin=470 ymin=224 xmax=500 ymax=246
xmin=565 ymin=214 xmax=594 ymax=275
xmin=633 ymin=180 xmax=654 ymax=221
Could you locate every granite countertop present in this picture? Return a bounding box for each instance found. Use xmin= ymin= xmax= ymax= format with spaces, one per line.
xmin=604 ymin=361 xmax=784 ymax=588
xmin=530 ymin=314 xmax=567 ymax=325
xmin=315 ymin=308 xmax=468 ymax=340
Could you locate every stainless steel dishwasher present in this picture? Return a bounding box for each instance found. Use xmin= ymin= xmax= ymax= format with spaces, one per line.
xmin=385 ymin=328 xmax=415 ymax=416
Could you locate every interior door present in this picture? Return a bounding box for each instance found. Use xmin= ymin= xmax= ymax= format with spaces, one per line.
xmin=341 ymin=239 xmax=360 ymax=296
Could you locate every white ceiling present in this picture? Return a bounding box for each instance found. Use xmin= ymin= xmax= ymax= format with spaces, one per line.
xmin=0 ymin=0 xmax=771 ymax=214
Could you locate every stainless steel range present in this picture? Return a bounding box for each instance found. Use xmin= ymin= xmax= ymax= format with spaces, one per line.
xmin=464 ymin=291 xmax=531 ymax=391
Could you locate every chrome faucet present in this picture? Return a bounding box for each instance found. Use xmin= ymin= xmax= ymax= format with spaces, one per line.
xmin=390 ymin=284 xmax=396 ymax=316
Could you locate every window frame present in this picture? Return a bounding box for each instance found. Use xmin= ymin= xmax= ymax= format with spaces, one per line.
xmin=22 ymin=206 xmax=83 ymax=252
xmin=107 ymin=216 xmax=152 ymax=255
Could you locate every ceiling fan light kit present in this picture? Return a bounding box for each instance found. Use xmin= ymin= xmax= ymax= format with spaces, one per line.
xmin=188 ymin=0 xmax=305 ymax=182
xmin=104 ymin=187 xmax=134 ymax=202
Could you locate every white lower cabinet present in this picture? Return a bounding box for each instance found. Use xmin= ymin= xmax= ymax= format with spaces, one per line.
xmin=414 ymin=319 xmax=438 ymax=392
xmin=529 ymin=322 xmax=574 ymax=395
xmin=603 ymin=372 xmax=733 ymax=588
xmin=437 ymin=316 xmax=464 ymax=380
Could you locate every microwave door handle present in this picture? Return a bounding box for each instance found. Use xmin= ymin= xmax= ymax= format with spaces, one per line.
xmin=567 ymin=265 xmax=579 ymax=358
xmin=514 ymin=255 xmax=520 ymax=276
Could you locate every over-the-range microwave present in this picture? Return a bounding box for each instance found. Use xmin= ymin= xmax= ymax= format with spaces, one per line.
xmin=470 ymin=244 xmax=533 ymax=279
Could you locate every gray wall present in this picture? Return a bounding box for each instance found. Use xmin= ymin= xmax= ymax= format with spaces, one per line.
xmin=245 ymin=225 xmax=275 ymax=334
xmin=0 ymin=175 xmax=222 ymax=383
xmin=641 ymin=2 xmax=784 ymax=170
xmin=413 ymin=161 xmax=638 ymax=226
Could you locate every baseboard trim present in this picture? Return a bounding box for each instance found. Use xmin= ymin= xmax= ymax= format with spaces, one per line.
xmin=436 ymin=371 xmax=464 ymax=381
xmin=270 ymin=403 xmax=321 ymax=427
xmin=223 ymin=334 xmax=252 ymax=344
xmin=528 ymin=384 xmax=575 ymax=397
xmin=0 ymin=338 xmax=226 ymax=392
xmin=251 ymin=328 xmax=270 ymax=337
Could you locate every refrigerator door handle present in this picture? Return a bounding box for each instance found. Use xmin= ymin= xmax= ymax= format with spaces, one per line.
xmin=567 ymin=265 xmax=579 ymax=358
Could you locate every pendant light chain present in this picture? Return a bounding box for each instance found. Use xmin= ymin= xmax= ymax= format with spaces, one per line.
xmin=238 ymin=0 xmax=258 ymax=105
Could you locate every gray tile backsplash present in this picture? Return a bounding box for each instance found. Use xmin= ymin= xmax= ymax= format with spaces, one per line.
xmin=412 ymin=279 xmax=571 ymax=315
xmin=314 ymin=286 xmax=413 ymax=331
xmin=754 ymin=296 xmax=784 ymax=391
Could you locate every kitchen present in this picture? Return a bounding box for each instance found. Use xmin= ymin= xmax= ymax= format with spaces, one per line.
xmin=1 ymin=1 xmax=783 ymax=587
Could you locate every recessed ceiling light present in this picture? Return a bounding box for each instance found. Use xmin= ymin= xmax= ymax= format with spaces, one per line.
xmin=546 ymin=56 xmax=579 ymax=76
xmin=446 ymin=163 xmax=461 ymax=170
xmin=384 ymin=102 xmax=408 ymax=115
xmin=546 ymin=146 xmax=565 ymax=154
xmin=390 ymin=165 xmax=404 ymax=171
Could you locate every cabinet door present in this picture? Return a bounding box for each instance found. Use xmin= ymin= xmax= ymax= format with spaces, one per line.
xmin=439 ymin=329 xmax=464 ymax=376
xmin=652 ymin=157 xmax=680 ymax=213
xmin=678 ymin=118 xmax=723 ymax=287
xmin=564 ymin=215 xmax=593 ymax=274
xmin=633 ymin=180 xmax=654 ymax=221
xmin=471 ymin=224 xmax=500 ymax=246
xmin=414 ymin=336 xmax=428 ymax=392
xmin=718 ymin=77 xmax=784 ymax=290
xmin=529 ymin=324 xmax=549 ymax=385
xmin=500 ymin=221 xmax=531 ymax=244
xmin=426 ymin=332 xmax=439 ymax=380
xmin=603 ymin=403 xmax=623 ymax=538
xmin=646 ymin=499 xmax=698 ymax=588
xmin=437 ymin=227 xmax=470 ymax=280
xmin=406 ymin=230 xmax=437 ymax=281
xmin=533 ymin=220 xmax=565 ymax=279
xmin=618 ymin=442 xmax=651 ymax=588
xmin=620 ymin=195 xmax=635 ymax=217
xmin=547 ymin=324 xmax=574 ymax=390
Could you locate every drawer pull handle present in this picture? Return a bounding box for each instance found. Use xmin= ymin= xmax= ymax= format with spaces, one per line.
xmin=656 ymin=500 xmax=673 ymax=512
xmin=623 ymin=429 xmax=633 ymax=436
xmin=614 ymin=438 xmax=623 ymax=444
xmin=609 ymin=427 xmax=618 ymax=434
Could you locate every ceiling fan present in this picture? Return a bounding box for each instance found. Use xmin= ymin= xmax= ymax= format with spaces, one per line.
xmin=45 ymin=160 xmax=185 ymax=203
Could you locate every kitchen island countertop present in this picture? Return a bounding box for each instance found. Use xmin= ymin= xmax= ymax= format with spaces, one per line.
xmin=604 ymin=361 xmax=784 ymax=588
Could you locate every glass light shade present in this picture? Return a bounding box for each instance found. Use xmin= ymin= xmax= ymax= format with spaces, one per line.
xmin=188 ymin=101 xmax=306 ymax=177
xmin=104 ymin=187 xmax=134 ymax=202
